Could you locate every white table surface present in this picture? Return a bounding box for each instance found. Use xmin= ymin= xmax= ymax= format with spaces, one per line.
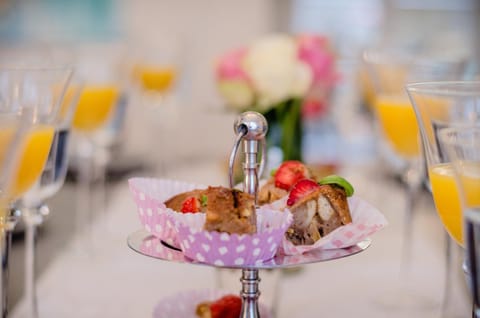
xmin=8 ymin=2 xmax=473 ymax=316
xmin=10 ymin=151 xmax=471 ymax=317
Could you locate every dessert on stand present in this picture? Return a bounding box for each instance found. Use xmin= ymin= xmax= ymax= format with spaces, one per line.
xmin=127 ymin=112 xmax=384 ymax=317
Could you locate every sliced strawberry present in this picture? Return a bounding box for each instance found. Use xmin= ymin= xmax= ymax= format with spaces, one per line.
xmin=274 ymin=160 xmax=310 ymax=190
xmin=180 ymin=196 xmax=200 ymax=213
xmin=210 ymin=294 xmax=242 ymax=318
xmin=287 ymin=179 xmax=320 ymax=206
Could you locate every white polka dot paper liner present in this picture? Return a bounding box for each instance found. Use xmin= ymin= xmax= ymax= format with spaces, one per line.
xmin=128 ymin=177 xmax=207 ymax=248
xmin=176 ymin=207 xmax=293 ymax=267
xmin=152 ymin=289 xmax=272 ymax=318
xmin=279 ymin=195 xmax=388 ymax=255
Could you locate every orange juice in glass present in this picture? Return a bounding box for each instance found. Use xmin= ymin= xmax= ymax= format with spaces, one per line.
xmin=429 ymin=163 xmax=463 ymax=245
xmin=374 ymin=94 xmax=420 ymax=158
xmin=428 ymin=162 xmax=480 ymax=247
xmin=10 ymin=125 xmax=54 ymax=199
xmin=73 ymin=85 xmax=120 ymax=133
xmin=134 ymin=64 xmax=176 ymax=93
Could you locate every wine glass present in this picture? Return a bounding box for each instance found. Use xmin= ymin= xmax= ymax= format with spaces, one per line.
xmin=130 ymin=38 xmax=180 ymax=106
xmin=15 ymin=82 xmax=82 ymax=318
xmin=437 ymin=126 xmax=480 ymax=318
xmin=0 ymin=106 xmax=33 ymax=318
xmin=407 ymin=81 xmax=480 ymax=317
xmin=127 ymin=38 xmax=182 ymax=175
xmin=363 ymin=49 xmax=465 ymax=310
xmin=0 ymin=66 xmax=73 ymax=317
xmin=71 ymin=43 xmax=124 ymax=245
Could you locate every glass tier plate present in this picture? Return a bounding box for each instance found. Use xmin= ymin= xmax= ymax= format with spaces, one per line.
xmin=127 ymin=230 xmax=371 ymax=269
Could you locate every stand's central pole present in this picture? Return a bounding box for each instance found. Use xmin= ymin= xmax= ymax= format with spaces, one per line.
xmin=230 ymin=111 xmax=268 ymax=318
xmin=240 ymin=268 xmax=261 ymax=318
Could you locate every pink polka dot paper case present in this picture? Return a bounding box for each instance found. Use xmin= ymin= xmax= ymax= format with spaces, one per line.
xmin=276 ymin=196 xmax=388 ymax=256
xmin=128 ymin=177 xmax=387 ymax=265
xmin=175 ymin=207 xmax=292 ymax=267
xmin=128 ymin=177 xmax=207 ymax=248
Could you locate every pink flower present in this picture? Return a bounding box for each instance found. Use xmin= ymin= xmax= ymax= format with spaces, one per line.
xmin=297 ymin=34 xmax=339 ymax=88
xmin=302 ymin=98 xmax=327 ymax=119
xmin=216 ymin=47 xmax=250 ymax=81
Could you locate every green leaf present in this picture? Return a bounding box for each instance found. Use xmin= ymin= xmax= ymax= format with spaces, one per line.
xmin=200 ymin=194 xmax=208 ymax=207
xmin=319 ymin=175 xmax=355 ymax=197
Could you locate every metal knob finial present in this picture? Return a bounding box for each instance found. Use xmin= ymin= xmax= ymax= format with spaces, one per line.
xmin=229 ymin=112 xmax=268 ymax=189
xmin=233 ymin=111 xmax=268 ymax=141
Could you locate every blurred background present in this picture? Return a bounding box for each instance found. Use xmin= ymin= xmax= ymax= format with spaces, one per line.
xmin=1 ymin=0 xmax=479 ymax=316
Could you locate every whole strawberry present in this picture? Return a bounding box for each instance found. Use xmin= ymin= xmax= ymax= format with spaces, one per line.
xmin=209 ymin=294 xmax=242 ymax=318
xmin=274 ymin=160 xmax=311 ymax=191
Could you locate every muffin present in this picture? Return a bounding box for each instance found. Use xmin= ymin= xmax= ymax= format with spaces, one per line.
xmin=203 ymin=186 xmax=256 ymax=235
xmin=164 ymin=186 xmax=256 ymax=235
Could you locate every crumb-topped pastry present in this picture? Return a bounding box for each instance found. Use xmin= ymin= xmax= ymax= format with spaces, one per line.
xmin=203 ymin=186 xmax=256 ymax=235
xmin=285 ymin=176 xmax=354 ymax=245
xmin=258 ymin=160 xmax=312 ymax=205
xmin=196 ymin=294 xmax=242 ymax=318
xmin=164 ymin=186 xmax=256 ymax=235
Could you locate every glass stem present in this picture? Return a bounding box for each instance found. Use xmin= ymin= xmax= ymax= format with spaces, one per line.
xmin=93 ymin=149 xmax=108 ymax=236
xmin=399 ymin=183 xmax=415 ymax=279
xmin=23 ymin=207 xmax=42 ymax=318
xmin=442 ymin=237 xmax=470 ymax=317
xmin=1 ymin=216 xmax=17 ymax=318
xmin=75 ymin=137 xmax=94 ymax=247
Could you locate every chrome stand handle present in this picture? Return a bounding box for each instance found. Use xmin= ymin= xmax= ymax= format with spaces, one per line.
xmin=229 ymin=111 xmax=268 ymax=318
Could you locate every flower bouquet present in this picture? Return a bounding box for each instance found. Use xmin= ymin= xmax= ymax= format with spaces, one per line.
xmin=216 ymin=33 xmax=339 ymax=162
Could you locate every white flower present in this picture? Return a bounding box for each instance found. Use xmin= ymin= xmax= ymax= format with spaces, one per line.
xmin=217 ymin=80 xmax=254 ymax=110
xmin=243 ymin=34 xmax=313 ymax=111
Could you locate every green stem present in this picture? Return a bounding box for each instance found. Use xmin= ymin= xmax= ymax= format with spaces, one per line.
xmin=263 ymin=98 xmax=303 ymax=162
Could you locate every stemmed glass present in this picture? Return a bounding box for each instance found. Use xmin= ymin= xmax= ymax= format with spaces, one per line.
xmin=437 ymin=126 xmax=480 ymax=318
xmin=364 ymin=50 xmax=465 ymax=310
xmin=131 ymin=41 xmax=178 ymax=105
xmin=128 ymin=40 xmax=181 ymax=174
xmin=0 ymin=105 xmax=33 ymax=318
xmin=16 ymin=82 xmax=82 ymax=318
xmin=407 ymin=81 xmax=480 ymax=317
xmin=0 ymin=66 xmax=73 ymax=317
xmin=72 ymin=44 xmax=123 ymax=244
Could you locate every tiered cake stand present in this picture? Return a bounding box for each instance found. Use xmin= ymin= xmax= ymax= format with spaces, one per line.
xmin=127 ymin=112 xmax=372 ymax=317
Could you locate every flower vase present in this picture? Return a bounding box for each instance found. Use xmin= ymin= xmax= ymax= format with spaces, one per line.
xmin=262 ymin=98 xmax=303 ymax=166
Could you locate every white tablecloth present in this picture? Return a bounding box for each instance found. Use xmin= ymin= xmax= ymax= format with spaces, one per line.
xmin=10 ymin=156 xmax=471 ymax=317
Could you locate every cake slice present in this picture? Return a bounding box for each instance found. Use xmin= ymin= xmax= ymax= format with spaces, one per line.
xmin=285 ymin=179 xmax=353 ymax=245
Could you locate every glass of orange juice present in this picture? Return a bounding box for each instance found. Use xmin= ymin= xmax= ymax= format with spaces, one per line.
xmin=0 ymin=66 xmax=72 ymax=317
xmin=438 ymin=125 xmax=480 ymax=318
xmin=71 ymin=43 xmax=125 ymax=245
xmin=17 ymin=81 xmax=82 ymax=318
xmin=364 ymin=49 xmax=465 ymax=311
xmin=407 ymin=81 xmax=480 ymax=318
xmin=131 ymin=38 xmax=180 ymax=103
